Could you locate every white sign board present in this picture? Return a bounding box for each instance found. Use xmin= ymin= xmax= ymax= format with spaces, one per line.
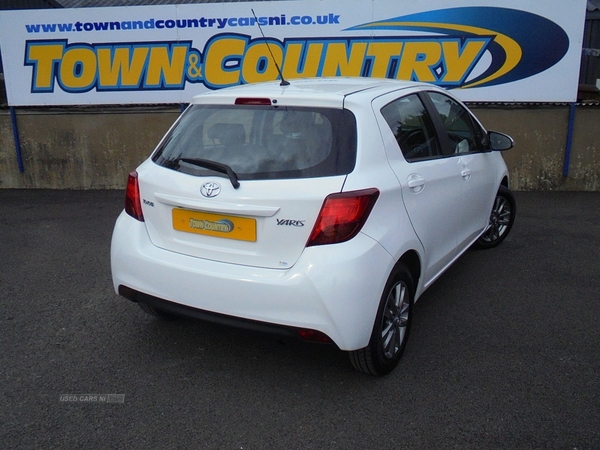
xmin=0 ymin=0 xmax=587 ymax=105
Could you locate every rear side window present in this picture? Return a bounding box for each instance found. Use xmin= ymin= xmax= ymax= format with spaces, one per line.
xmin=152 ymin=105 xmax=357 ymax=180
xmin=381 ymin=94 xmax=441 ymax=162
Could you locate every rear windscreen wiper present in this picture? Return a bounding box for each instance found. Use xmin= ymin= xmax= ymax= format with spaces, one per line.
xmin=175 ymin=158 xmax=240 ymax=189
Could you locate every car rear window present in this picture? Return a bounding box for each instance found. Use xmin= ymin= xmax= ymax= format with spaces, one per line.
xmin=152 ymin=104 xmax=357 ymax=180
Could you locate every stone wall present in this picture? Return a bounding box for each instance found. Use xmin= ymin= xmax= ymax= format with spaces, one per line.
xmin=1 ymin=103 xmax=599 ymax=190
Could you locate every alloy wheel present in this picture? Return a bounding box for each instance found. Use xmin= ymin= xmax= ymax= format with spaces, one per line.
xmin=381 ymin=281 xmax=410 ymax=359
xmin=481 ymin=195 xmax=512 ymax=244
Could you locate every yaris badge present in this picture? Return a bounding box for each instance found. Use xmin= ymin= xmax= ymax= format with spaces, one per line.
xmin=201 ymin=182 xmax=221 ymax=198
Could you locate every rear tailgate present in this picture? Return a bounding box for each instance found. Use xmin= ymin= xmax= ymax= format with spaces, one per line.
xmin=137 ymin=160 xmax=346 ymax=269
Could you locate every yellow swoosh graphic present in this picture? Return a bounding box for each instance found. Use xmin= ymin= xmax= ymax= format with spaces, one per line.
xmin=355 ymin=21 xmax=522 ymax=88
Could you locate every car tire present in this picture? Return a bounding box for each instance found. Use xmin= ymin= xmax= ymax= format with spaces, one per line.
xmin=138 ymin=302 xmax=178 ymax=320
xmin=474 ymin=185 xmax=516 ymax=249
xmin=349 ymin=264 xmax=414 ymax=376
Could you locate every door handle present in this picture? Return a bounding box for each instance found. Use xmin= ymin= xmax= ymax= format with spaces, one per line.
xmin=461 ymin=168 xmax=471 ymax=180
xmin=407 ymin=174 xmax=426 ymax=192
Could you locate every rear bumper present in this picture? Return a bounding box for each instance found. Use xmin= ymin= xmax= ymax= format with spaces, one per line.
xmin=110 ymin=211 xmax=395 ymax=351
xmin=118 ymin=285 xmax=318 ymax=342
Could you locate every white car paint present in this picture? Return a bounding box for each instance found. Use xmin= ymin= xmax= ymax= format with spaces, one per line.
xmin=111 ymin=77 xmax=511 ymax=353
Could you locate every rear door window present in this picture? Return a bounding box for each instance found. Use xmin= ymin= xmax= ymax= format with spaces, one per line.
xmin=153 ymin=105 xmax=357 ymax=180
xmin=380 ymin=94 xmax=442 ymax=162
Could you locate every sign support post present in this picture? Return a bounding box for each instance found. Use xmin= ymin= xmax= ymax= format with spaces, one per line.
xmin=9 ymin=106 xmax=24 ymax=173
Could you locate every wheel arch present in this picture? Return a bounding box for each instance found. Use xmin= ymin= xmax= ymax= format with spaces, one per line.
xmin=397 ymin=250 xmax=421 ymax=297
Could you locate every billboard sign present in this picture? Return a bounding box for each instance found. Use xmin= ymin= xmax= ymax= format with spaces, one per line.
xmin=0 ymin=0 xmax=587 ymax=105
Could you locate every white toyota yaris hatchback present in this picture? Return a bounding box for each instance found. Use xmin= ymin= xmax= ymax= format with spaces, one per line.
xmin=111 ymin=77 xmax=515 ymax=376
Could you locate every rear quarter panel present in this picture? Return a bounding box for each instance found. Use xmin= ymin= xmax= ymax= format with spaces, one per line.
xmin=343 ymin=97 xmax=425 ymax=295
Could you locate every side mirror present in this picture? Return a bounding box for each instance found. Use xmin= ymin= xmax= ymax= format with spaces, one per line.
xmin=489 ymin=131 xmax=514 ymax=151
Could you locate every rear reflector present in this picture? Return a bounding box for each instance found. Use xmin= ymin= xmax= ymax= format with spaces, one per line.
xmin=125 ymin=171 xmax=144 ymax=222
xmin=307 ymin=188 xmax=379 ymax=247
xmin=297 ymin=328 xmax=332 ymax=343
xmin=234 ymin=97 xmax=272 ymax=106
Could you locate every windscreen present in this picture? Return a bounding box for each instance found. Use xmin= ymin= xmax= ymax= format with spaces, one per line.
xmin=152 ymin=104 xmax=357 ymax=180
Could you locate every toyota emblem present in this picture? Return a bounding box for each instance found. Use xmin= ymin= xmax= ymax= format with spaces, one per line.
xmin=201 ymin=182 xmax=221 ymax=198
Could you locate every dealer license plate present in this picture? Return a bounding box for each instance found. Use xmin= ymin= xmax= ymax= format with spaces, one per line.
xmin=172 ymin=209 xmax=256 ymax=242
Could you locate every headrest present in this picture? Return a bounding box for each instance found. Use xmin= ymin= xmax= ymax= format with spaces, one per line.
xmin=208 ymin=123 xmax=246 ymax=146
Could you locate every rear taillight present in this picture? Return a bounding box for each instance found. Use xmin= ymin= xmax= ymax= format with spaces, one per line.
xmin=307 ymin=188 xmax=379 ymax=247
xmin=125 ymin=171 xmax=144 ymax=222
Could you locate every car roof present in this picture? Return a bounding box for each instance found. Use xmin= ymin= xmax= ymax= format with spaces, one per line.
xmin=191 ymin=77 xmax=430 ymax=108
